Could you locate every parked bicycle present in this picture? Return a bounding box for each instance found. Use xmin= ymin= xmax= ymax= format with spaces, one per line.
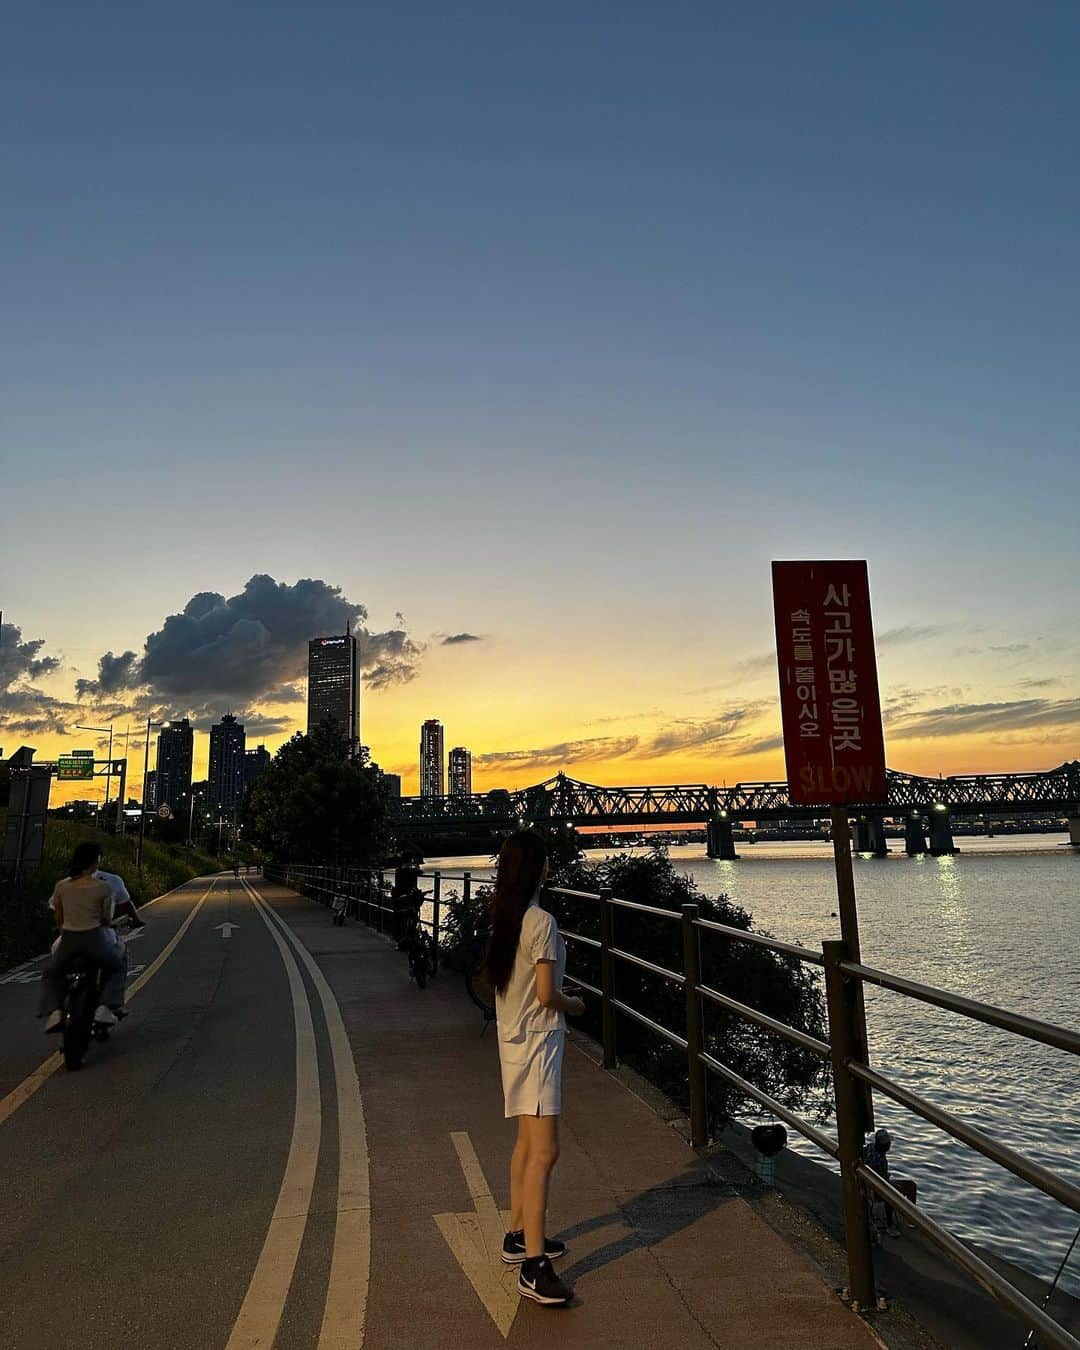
xmin=462 ymin=918 xmax=495 ymax=1028
xmin=399 ymin=904 xmax=437 ymax=989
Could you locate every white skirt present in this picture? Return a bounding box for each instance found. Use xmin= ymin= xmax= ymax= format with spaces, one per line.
xmin=499 ymin=1030 xmax=565 ymax=1118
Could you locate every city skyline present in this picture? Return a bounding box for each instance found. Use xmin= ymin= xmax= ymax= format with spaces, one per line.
xmin=3 ymin=4 xmax=1079 ymax=798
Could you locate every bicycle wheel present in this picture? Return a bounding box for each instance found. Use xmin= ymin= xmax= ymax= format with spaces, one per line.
xmin=464 ymin=959 xmax=496 ymax=1021
xmin=409 ymin=942 xmax=428 ymax=989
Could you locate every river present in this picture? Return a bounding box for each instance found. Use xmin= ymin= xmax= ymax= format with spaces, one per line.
xmin=425 ymin=834 xmax=1080 ymax=1295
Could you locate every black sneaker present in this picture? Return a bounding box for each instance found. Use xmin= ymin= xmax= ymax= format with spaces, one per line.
xmin=502 ymin=1230 xmax=568 ymax=1264
xmin=518 ymin=1255 xmax=573 ymax=1306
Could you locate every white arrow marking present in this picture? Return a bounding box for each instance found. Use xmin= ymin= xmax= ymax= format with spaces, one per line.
xmin=434 ymin=1132 xmax=520 ymax=1338
xmin=214 ymin=922 xmax=240 ymax=939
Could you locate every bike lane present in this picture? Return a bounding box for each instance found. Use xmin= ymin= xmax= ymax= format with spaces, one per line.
xmin=0 ymin=877 xmax=308 ymax=1349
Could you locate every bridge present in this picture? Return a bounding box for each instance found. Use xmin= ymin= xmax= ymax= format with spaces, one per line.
xmin=390 ymin=761 xmax=1080 ymax=857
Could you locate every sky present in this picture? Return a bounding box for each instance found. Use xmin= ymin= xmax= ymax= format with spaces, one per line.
xmin=3 ymin=2 xmax=1079 ymax=801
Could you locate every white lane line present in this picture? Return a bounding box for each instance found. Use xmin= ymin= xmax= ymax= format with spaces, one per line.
xmin=245 ymin=880 xmax=370 ymax=1350
xmin=0 ymin=881 xmax=217 ymax=1130
xmin=226 ymin=890 xmax=322 ymax=1350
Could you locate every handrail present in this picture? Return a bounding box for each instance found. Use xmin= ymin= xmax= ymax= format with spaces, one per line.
xmin=548 ymin=885 xmax=603 ymax=901
xmin=609 ymin=946 xmax=685 ymax=985
xmin=849 ymin=1060 xmax=1080 ymax=1214
xmin=609 ymin=896 xmax=681 ymax=920
xmin=611 ymin=998 xmax=688 ymax=1050
xmin=694 ymin=916 xmax=824 ymax=966
xmin=699 ymin=1050 xmax=839 ymax=1159
xmin=697 ymin=983 xmax=831 ymax=1059
xmin=857 ymin=1167 xmax=1080 ymax=1350
xmin=841 ymin=960 xmax=1080 ymax=1056
xmin=561 ymin=928 xmax=601 ymax=950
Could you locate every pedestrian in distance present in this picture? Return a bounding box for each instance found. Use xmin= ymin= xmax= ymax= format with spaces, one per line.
xmin=39 ymin=842 xmax=126 ymax=1032
xmin=487 ymin=831 xmax=585 ymax=1308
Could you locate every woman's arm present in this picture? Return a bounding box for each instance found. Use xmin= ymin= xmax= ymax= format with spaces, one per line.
xmin=535 ymin=960 xmax=584 ymax=1016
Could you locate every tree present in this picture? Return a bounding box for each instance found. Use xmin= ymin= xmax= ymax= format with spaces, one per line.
xmin=242 ymin=721 xmax=390 ymax=865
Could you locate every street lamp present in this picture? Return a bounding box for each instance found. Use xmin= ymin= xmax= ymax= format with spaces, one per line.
xmin=137 ymin=718 xmax=168 ymax=873
xmin=76 ymin=723 xmax=114 ymax=833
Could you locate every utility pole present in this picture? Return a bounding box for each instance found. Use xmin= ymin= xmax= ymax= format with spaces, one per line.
xmin=137 ymin=718 xmax=166 ymax=872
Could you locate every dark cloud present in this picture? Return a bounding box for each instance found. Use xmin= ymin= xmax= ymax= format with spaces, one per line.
xmin=441 ymin=633 xmax=483 ymax=646
xmin=76 ymin=575 xmax=425 ymax=708
xmin=889 ymin=698 xmax=1080 ymax=740
xmin=0 ymin=622 xmax=72 ymax=738
xmin=1 ymin=622 xmax=61 ymax=689
xmin=733 ymin=734 xmax=785 ymax=757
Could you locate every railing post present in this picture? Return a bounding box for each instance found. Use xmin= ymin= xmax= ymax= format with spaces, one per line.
xmin=681 ymin=904 xmax=708 ymax=1148
xmin=823 ymin=939 xmax=877 ymax=1312
xmin=599 ymin=886 xmax=617 ymax=1069
xmin=463 ymin=871 xmax=472 ymax=910
xmin=377 ymin=869 xmax=385 ymax=932
xmin=432 ymin=873 xmax=441 ymax=972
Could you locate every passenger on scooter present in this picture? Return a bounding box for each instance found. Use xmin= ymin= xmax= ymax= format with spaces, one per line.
xmin=39 ymin=843 xmax=126 ymax=1034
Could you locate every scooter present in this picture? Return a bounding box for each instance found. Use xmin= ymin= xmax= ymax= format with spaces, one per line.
xmin=60 ymin=957 xmax=121 ymax=1070
xmin=330 ymin=893 xmax=348 ymax=927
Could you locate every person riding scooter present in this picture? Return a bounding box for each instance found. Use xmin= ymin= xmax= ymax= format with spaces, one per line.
xmin=39 ymin=842 xmax=126 ymax=1033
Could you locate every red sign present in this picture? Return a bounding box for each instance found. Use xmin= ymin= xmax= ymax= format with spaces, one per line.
xmin=772 ymin=560 xmax=887 ymax=805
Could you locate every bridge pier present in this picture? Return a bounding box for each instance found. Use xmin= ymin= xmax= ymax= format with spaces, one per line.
xmin=706 ymin=814 xmax=738 ymax=860
xmin=928 ymin=807 xmax=957 ymax=856
xmin=1069 ymin=817 xmax=1080 ymax=847
xmin=852 ymin=814 xmax=888 ymax=856
xmin=904 ymin=813 xmax=928 ymax=856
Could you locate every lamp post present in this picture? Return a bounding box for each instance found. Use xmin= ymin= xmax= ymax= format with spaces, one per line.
xmin=76 ymin=723 xmax=113 ymax=832
xmin=137 ymin=718 xmax=167 ymax=873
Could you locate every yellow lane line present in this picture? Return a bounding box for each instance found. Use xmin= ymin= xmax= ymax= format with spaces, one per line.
xmin=0 ymin=880 xmax=217 ymax=1130
xmin=226 ymin=887 xmax=322 ymax=1350
xmin=245 ymin=879 xmax=371 ymax=1350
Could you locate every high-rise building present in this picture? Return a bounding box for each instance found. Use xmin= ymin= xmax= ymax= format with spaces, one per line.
xmin=419 ymin=719 xmax=444 ymax=797
xmin=381 ymin=772 xmax=402 ymax=799
xmin=244 ymin=744 xmax=271 ymax=789
xmin=144 ymin=770 xmax=157 ymax=810
xmin=307 ymin=634 xmax=361 ymax=754
xmin=448 ymin=746 xmax=473 ymax=797
xmin=155 ymin=719 xmax=194 ymax=811
xmin=209 ymin=714 xmax=246 ymax=813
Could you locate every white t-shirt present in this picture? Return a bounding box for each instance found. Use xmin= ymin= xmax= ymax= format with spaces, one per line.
xmin=95 ymin=870 xmax=130 ymax=920
xmin=495 ymin=902 xmax=566 ymax=1046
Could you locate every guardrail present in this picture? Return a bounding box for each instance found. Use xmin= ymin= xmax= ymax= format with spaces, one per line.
xmin=264 ymin=863 xmax=1078 ymax=1348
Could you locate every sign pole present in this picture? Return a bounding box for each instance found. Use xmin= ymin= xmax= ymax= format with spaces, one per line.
xmin=137 ymin=715 xmax=151 ymax=873
xmin=830 ymin=802 xmax=874 ymax=1133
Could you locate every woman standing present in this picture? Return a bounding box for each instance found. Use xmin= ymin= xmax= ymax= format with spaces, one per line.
xmin=488 ymin=832 xmax=585 ymax=1308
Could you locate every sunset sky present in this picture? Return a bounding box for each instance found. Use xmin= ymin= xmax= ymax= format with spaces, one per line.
xmin=3 ymin=3 xmax=1078 ymax=802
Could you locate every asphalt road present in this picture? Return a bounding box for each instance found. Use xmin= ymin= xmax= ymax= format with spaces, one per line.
xmin=0 ymin=874 xmax=883 ymax=1350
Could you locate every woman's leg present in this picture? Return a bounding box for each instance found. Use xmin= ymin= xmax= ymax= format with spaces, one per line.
xmin=509 ymin=1115 xmax=529 ymax=1233
xmin=519 ymin=1113 xmax=560 ymax=1258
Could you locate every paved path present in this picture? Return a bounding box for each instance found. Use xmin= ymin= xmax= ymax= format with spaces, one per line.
xmin=0 ymin=874 xmax=883 ymax=1349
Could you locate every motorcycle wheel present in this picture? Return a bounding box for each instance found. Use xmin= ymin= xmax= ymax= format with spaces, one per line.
xmin=63 ymin=1004 xmax=93 ymax=1070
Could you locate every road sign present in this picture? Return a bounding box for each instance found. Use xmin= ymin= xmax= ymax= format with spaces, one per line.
xmin=157 ymin=803 xmax=173 ymax=819
xmin=57 ymin=752 xmax=95 ymax=781
xmin=772 ymin=560 xmax=887 ymax=805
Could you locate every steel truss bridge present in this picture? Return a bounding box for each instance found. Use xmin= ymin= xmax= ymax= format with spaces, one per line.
xmin=390 ymin=763 xmax=1080 ymax=832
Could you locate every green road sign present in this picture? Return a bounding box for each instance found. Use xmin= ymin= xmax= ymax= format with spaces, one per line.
xmin=57 ymin=753 xmax=95 ymax=781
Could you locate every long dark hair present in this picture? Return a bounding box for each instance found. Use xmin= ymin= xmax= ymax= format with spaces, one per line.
xmin=487 ymin=831 xmax=548 ymax=995
xmin=67 ymin=841 xmax=101 ymax=878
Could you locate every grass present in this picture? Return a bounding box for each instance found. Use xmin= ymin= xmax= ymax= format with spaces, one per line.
xmin=0 ymin=812 xmax=231 ymax=970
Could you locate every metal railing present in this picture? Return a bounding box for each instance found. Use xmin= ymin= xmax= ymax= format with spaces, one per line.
xmin=263 ymin=863 xmax=1079 ymax=1348
xmin=545 ymin=883 xmax=1080 ymax=1348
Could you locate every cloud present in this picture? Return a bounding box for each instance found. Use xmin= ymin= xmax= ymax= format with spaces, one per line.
xmin=733 ymin=734 xmax=785 ymax=757
xmin=441 ymin=632 xmax=484 ymax=646
xmin=877 ymin=624 xmax=949 ymax=648
xmin=76 ymin=575 xmax=425 ymax=710
xmin=1 ymin=621 xmax=62 ymax=689
xmin=475 ymin=736 xmax=640 ymax=772
xmin=641 ymin=706 xmax=765 ymax=757
xmin=889 ymin=697 xmax=1080 ymax=741
xmin=0 ymin=622 xmax=73 ymax=738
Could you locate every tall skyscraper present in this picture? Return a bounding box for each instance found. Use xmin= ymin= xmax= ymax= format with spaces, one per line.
xmin=209 ymin=714 xmax=246 ymax=813
xmin=144 ymin=770 xmax=157 ymax=810
xmin=419 ymin=719 xmax=444 ymax=797
xmin=307 ymin=634 xmax=361 ymax=754
xmin=155 ymin=719 xmax=194 ymax=811
xmin=244 ymin=744 xmax=271 ymax=789
xmin=448 ymin=746 xmax=473 ymax=797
